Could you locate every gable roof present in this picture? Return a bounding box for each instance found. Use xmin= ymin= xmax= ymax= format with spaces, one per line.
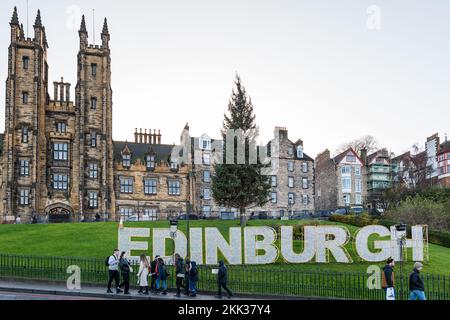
xmin=333 ymin=148 xmax=364 ymax=165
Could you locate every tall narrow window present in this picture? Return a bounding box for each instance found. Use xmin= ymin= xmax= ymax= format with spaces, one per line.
xmin=91 ymin=97 xmax=97 ymax=109
xmin=302 ymin=178 xmax=309 ymax=189
xmin=21 ymin=127 xmax=29 ymax=143
xmin=302 ymin=162 xmax=308 ymax=173
xmin=88 ymin=191 xmax=98 ymax=208
xmin=271 ymin=192 xmax=277 ymax=203
xmin=91 ymin=63 xmax=97 ymax=76
xmin=19 ymin=189 xmax=30 ymax=205
xmin=288 ymin=160 xmax=294 ymax=172
xmin=288 ymin=193 xmax=295 ymax=205
xmin=23 ymin=56 xmax=29 ymax=70
xmin=56 ymin=122 xmax=66 ymax=133
xmin=146 ymin=155 xmax=155 ymax=170
xmin=203 ymin=188 xmax=211 ymax=200
xmin=22 ymin=92 xmax=29 ymax=104
xmin=88 ymin=163 xmax=98 ymax=179
xmin=288 ymin=176 xmax=295 ymax=188
xmin=90 ymin=132 xmax=97 ymax=147
xmin=202 ymin=153 xmax=210 ymax=165
xmin=271 ymin=176 xmax=277 ymax=187
xmin=19 ymin=159 xmax=30 ymax=176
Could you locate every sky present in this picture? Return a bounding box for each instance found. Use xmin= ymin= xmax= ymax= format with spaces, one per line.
xmin=0 ymin=0 xmax=449 ymax=158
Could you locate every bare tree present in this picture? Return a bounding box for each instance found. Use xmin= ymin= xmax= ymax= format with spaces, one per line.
xmin=336 ymin=135 xmax=379 ymax=155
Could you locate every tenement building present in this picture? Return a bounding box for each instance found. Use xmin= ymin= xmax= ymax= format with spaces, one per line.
xmin=314 ymin=148 xmax=367 ymax=211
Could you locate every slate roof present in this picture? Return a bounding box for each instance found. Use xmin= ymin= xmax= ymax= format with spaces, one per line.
xmin=113 ymin=141 xmax=175 ymax=164
xmin=333 ymin=148 xmax=364 ymax=165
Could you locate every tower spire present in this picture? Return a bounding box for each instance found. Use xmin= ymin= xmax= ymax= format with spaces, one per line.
xmin=102 ymin=17 xmax=109 ymax=34
xmin=19 ymin=23 xmax=25 ymax=38
xmin=11 ymin=6 xmax=19 ymax=25
xmin=34 ymin=9 xmax=42 ymax=27
xmin=80 ymin=14 xmax=87 ymax=33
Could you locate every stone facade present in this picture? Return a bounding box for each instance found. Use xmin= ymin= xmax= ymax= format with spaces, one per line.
xmin=315 ymin=148 xmax=367 ymax=211
xmin=0 ymin=9 xmax=114 ymax=223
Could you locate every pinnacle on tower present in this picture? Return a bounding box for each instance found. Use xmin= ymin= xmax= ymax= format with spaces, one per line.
xmin=80 ymin=14 xmax=87 ymax=33
xmin=34 ymin=9 xmax=42 ymax=27
xmin=19 ymin=23 xmax=25 ymax=38
xmin=11 ymin=6 xmax=19 ymax=25
xmin=102 ymin=18 xmax=109 ymax=34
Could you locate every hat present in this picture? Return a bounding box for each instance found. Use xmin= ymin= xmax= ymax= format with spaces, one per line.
xmin=414 ymin=262 xmax=423 ymax=270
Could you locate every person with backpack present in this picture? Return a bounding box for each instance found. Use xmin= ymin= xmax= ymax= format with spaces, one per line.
xmin=216 ymin=260 xmax=233 ymax=298
xmin=106 ymin=249 xmax=123 ymax=294
xmin=137 ymin=254 xmax=150 ymax=295
xmin=174 ymin=253 xmax=186 ymax=297
xmin=409 ymin=262 xmax=426 ymax=300
xmin=188 ymin=260 xmax=198 ymax=297
xmin=118 ymin=251 xmax=133 ymax=295
xmin=150 ymin=255 xmax=160 ymax=292
xmin=381 ymin=258 xmax=395 ymax=300
xmin=156 ymin=257 xmax=169 ymax=295
xmin=184 ymin=258 xmax=191 ymax=296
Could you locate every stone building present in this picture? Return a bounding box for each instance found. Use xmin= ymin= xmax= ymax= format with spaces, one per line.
xmin=252 ymin=127 xmax=315 ymax=217
xmin=0 ymin=9 xmax=115 ymax=223
xmin=315 ymin=148 xmax=367 ymax=211
xmin=437 ymin=139 xmax=450 ymax=188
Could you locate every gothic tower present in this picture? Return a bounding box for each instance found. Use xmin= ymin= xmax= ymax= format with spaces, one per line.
xmin=1 ymin=8 xmax=49 ymax=223
xmin=75 ymin=16 xmax=115 ymax=220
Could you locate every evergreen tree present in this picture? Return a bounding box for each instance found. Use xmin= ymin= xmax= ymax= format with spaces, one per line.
xmin=212 ymin=74 xmax=271 ymax=226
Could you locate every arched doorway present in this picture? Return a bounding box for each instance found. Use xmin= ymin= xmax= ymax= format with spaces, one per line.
xmin=46 ymin=204 xmax=73 ymax=223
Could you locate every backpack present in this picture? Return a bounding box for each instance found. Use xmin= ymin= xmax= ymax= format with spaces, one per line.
xmin=179 ymin=259 xmax=185 ymax=274
xmin=105 ymin=256 xmax=111 ymax=266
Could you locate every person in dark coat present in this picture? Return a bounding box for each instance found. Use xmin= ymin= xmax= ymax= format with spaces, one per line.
xmin=409 ymin=262 xmax=426 ymax=300
xmin=184 ymin=258 xmax=191 ymax=295
xmin=381 ymin=258 xmax=395 ymax=299
xmin=118 ymin=251 xmax=132 ymax=294
xmin=174 ymin=253 xmax=185 ymax=297
xmin=188 ymin=261 xmax=198 ymax=297
xmin=156 ymin=257 xmax=168 ymax=295
xmin=216 ymin=260 xmax=233 ymax=298
xmin=150 ymin=255 xmax=160 ymax=292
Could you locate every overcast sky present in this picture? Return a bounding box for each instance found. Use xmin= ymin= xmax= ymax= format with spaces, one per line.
xmin=0 ymin=0 xmax=449 ymax=158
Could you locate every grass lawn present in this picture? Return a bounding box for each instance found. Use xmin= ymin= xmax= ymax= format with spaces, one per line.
xmin=0 ymin=219 xmax=449 ymax=275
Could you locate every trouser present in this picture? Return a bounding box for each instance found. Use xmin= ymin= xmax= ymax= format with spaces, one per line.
xmin=189 ymin=280 xmax=197 ymax=295
xmin=120 ymin=272 xmax=130 ymax=293
xmin=218 ymin=283 xmax=232 ymax=297
xmin=156 ymin=278 xmax=167 ymax=291
xmin=409 ymin=290 xmax=426 ymax=300
xmin=150 ymin=275 xmax=157 ymax=291
xmin=107 ymin=270 xmax=120 ymax=291
xmin=176 ymin=276 xmax=185 ymax=294
xmin=184 ymin=276 xmax=190 ymax=294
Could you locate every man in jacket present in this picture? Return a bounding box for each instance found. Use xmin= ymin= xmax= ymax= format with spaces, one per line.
xmin=150 ymin=255 xmax=159 ymax=292
xmin=107 ymin=249 xmax=123 ymax=294
xmin=409 ymin=262 xmax=426 ymax=300
xmin=381 ymin=258 xmax=395 ymax=299
xmin=184 ymin=258 xmax=191 ymax=296
xmin=189 ymin=261 xmax=198 ymax=297
xmin=216 ymin=260 xmax=233 ymax=298
xmin=174 ymin=253 xmax=185 ymax=297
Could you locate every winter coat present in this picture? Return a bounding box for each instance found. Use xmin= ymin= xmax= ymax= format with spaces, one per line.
xmin=218 ymin=261 xmax=227 ymax=285
xmin=137 ymin=261 xmax=149 ymax=286
xmin=409 ymin=269 xmax=425 ymax=291
xmin=189 ymin=261 xmax=199 ymax=282
xmin=381 ymin=265 xmax=394 ymax=288
xmin=119 ymin=257 xmax=131 ymax=274
xmin=158 ymin=263 xmax=168 ymax=281
xmin=175 ymin=258 xmax=185 ymax=276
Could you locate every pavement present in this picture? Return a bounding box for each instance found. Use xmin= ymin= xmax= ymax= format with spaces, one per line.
xmin=0 ymin=279 xmax=258 ymax=300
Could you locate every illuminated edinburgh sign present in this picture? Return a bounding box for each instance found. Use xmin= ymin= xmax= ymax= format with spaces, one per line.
xmin=118 ymin=225 xmax=428 ymax=265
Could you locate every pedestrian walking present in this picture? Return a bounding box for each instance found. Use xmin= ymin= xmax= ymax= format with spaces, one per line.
xmin=106 ymin=249 xmax=123 ymax=294
xmin=184 ymin=258 xmax=190 ymax=296
xmin=188 ymin=260 xmax=198 ymax=297
xmin=137 ymin=254 xmax=150 ymax=295
xmin=409 ymin=262 xmax=426 ymax=300
xmin=150 ymin=255 xmax=160 ymax=292
xmin=15 ymin=215 xmax=21 ymax=224
xmin=156 ymin=257 xmax=169 ymax=295
xmin=174 ymin=253 xmax=185 ymax=297
xmin=118 ymin=251 xmax=133 ymax=294
xmin=381 ymin=258 xmax=395 ymax=300
xmin=216 ymin=260 xmax=233 ymax=298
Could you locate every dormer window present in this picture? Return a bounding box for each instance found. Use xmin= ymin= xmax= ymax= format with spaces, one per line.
xmin=199 ymin=135 xmax=211 ymax=150
xmin=122 ymin=154 xmax=131 ymax=168
xmin=170 ymin=158 xmax=178 ymax=170
xmin=146 ymin=155 xmax=156 ymax=170
xmin=296 ymin=146 xmax=303 ymax=158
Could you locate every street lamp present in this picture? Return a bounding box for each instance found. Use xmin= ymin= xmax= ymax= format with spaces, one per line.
xmin=395 ymin=223 xmax=407 ymax=300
